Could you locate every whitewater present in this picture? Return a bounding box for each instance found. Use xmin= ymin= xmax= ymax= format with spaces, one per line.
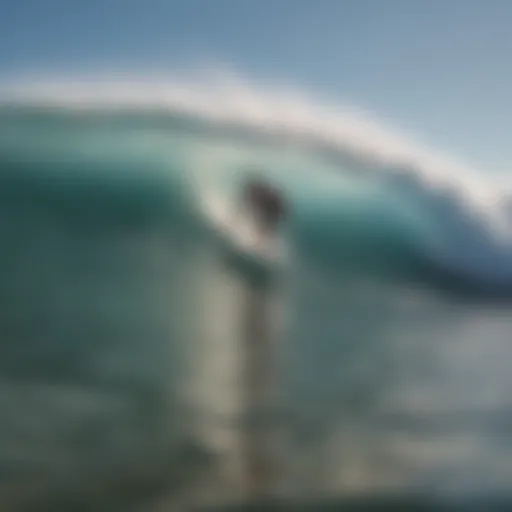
xmin=1 ymin=74 xmax=512 ymax=508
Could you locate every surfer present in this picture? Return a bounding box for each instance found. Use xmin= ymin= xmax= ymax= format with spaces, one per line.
xmin=242 ymin=178 xmax=286 ymax=252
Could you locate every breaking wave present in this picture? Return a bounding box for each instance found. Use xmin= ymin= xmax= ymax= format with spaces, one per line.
xmin=1 ymin=73 xmax=512 ymax=299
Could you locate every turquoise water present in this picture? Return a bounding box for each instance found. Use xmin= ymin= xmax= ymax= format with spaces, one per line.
xmin=1 ymin=106 xmax=512 ymax=508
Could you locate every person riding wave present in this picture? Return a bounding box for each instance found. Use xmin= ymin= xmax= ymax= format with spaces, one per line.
xmin=242 ymin=177 xmax=286 ymax=246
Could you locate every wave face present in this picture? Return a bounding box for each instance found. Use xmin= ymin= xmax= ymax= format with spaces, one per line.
xmin=2 ymin=80 xmax=512 ymax=505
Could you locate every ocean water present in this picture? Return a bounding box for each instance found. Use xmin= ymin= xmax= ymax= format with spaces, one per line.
xmin=1 ymin=85 xmax=512 ymax=509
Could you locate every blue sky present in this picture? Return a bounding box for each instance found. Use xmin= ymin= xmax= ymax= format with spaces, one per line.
xmin=2 ymin=0 xmax=512 ymax=173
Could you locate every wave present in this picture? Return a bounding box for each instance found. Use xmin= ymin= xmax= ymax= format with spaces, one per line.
xmin=1 ymin=73 xmax=512 ymax=299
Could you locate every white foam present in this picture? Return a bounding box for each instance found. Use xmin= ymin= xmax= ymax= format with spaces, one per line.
xmin=0 ymin=70 xmax=483 ymax=185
